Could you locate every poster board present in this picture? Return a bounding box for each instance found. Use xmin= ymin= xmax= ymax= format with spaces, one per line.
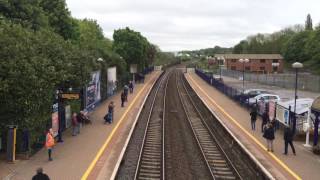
xmin=276 ymin=104 xmax=290 ymax=126
xmin=85 ymin=71 xmax=101 ymax=110
xmin=51 ymin=103 xmax=59 ymax=137
xmin=65 ymin=105 xmax=71 ymax=129
xmin=107 ymin=67 xmax=117 ymax=96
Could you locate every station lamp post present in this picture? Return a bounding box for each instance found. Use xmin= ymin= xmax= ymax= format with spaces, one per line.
xmin=292 ymin=62 xmax=303 ymax=134
xmin=239 ymin=58 xmax=249 ymax=94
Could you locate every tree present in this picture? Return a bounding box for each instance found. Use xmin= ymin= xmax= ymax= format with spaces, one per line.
xmin=283 ymin=31 xmax=311 ymax=63
xmin=305 ymin=14 xmax=313 ymax=31
xmin=113 ymin=27 xmax=150 ymax=71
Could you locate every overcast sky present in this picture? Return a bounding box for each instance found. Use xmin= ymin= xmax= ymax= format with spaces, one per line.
xmin=66 ymin=0 xmax=320 ymax=51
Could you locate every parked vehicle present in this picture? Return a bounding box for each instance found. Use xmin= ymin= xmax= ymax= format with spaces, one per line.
xmin=248 ymin=94 xmax=281 ymax=105
xmin=243 ymin=89 xmax=271 ymax=98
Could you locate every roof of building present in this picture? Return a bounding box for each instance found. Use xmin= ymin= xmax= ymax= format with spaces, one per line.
xmin=214 ymin=54 xmax=283 ymax=60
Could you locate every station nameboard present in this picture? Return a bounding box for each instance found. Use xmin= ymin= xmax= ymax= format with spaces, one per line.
xmin=61 ymin=93 xmax=80 ymax=100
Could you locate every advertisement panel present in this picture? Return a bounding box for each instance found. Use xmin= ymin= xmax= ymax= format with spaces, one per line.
xmin=85 ymin=71 xmax=101 ymax=110
xmin=65 ymin=105 xmax=71 ymax=129
xmin=107 ymin=67 xmax=117 ymax=96
xmin=276 ymin=104 xmax=289 ymax=125
xmin=107 ymin=67 xmax=117 ymax=82
xmin=51 ymin=103 xmax=59 ymax=137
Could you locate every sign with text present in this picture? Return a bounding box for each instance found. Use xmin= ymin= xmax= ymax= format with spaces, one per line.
xmin=61 ymin=93 xmax=79 ymax=100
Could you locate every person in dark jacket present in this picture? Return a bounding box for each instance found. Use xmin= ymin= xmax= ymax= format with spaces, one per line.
xmin=129 ymin=81 xmax=134 ymax=93
xmin=124 ymin=85 xmax=129 ymax=102
xmin=261 ymin=112 xmax=269 ymax=133
xmin=250 ymin=107 xmax=257 ymax=130
xmin=284 ymin=126 xmax=296 ymax=155
xmin=121 ymin=92 xmax=126 ymax=107
xmin=263 ymin=122 xmax=275 ymax=152
xmin=107 ymin=101 xmax=115 ymax=122
xmin=32 ymin=167 xmax=50 ymax=180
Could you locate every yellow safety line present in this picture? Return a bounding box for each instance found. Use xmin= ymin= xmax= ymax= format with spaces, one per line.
xmin=81 ymin=74 xmax=157 ymax=180
xmin=187 ymin=74 xmax=302 ymax=180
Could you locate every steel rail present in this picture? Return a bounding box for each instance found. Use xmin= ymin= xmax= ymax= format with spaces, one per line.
xmin=134 ymin=70 xmax=170 ymax=180
xmin=175 ymin=70 xmax=216 ymax=179
xmin=180 ymin=71 xmax=243 ymax=180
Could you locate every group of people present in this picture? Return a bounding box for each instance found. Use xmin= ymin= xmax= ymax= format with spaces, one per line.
xmin=250 ymin=107 xmax=296 ymax=155
xmin=104 ymin=81 xmax=134 ymax=124
xmin=44 ymin=111 xmax=91 ymax=162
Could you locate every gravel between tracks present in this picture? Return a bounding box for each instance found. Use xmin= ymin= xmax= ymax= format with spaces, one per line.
xmin=164 ymin=70 xmax=212 ymax=180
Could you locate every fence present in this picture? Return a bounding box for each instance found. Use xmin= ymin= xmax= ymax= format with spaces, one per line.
xmin=221 ymin=69 xmax=320 ymax=92
xmin=195 ymin=68 xmax=306 ymax=134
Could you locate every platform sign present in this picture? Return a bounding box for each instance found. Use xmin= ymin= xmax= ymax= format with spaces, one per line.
xmin=51 ymin=103 xmax=59 ymax=137
xmin=130 ymin=64 xmax=138 ymax=73
xmin=61 ymin=93 xmax=79 ymax=100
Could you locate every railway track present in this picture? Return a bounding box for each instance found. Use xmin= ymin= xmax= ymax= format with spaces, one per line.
xmin=134 ymin=70 xmax=170 ymax=180
xmin=176 ymin=71 xmax=242 ymax=180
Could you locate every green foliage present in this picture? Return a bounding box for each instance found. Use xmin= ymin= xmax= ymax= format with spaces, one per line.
xmin=113 ymin=27 xmax=150 ymax=71
xmin=283 ymin=31 xmax=311 ymax=63
xmin=232 ymin=14 xmax=320 ymax=74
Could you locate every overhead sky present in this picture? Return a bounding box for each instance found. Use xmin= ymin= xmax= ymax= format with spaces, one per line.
xmin=66 ymin=0 xmax=320 ymax=51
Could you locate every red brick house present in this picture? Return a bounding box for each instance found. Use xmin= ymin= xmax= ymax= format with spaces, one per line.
xmin=214 ymin=54 xmax=284 ymax=73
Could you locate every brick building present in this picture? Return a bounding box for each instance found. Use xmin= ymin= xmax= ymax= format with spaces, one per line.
xmin=214 ymin=54 xmax=284 ymax=73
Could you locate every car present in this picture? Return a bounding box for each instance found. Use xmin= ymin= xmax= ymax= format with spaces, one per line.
xmin=243 ymin=89 xmax=271 ymax=98
xmin=248 ymin=94 xmax=281 ymax=105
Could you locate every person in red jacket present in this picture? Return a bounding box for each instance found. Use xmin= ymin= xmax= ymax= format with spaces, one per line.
xmin=45 ymin=128 xmax=55 ymax=161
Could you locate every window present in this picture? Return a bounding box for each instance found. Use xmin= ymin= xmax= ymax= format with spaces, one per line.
xmin=231 ymin=66 xmax=236 ymax=70
xmin=260 ymin=59 xmax=266 ymax=63
xmin=245 ymin=66 xmax=250 ymax=71
xmin=231 ymin=59 xmax=237 ymax=63
xmin=272 ymin=59 xmax=279 ymax=63
xmin=260 ymin=66 xmax=265 ymax=71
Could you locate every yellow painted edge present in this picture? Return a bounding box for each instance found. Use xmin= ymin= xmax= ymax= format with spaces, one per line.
xmin=81 ymin=74 xmax=157 ymax=180
xmin=187 ymin=73 xmax=302 ymax=180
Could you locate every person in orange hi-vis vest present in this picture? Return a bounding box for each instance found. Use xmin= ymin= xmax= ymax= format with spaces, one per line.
xmin=45 ymin=128 xmax=55 ymax=161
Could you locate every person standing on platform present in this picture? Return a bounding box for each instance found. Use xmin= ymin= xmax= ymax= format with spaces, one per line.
xmin=129 ymin=81 xmax=134 ymax=94
xmin=284 ymin=126 xmax=296 ymax=155
xmin=124 ymin=85 xmax=129 ymax=102
xmin=261 ymin=112 xmax=269 ymax=133
xmin=32 ymin=167 xmax=50 ymax=180
xmin=263 ymin=122 xmax=275 ymax=152
xmin=45 ymin=128 xmax=55 ymax=161
xmin=72 ymin=112 xmax=78 ymax=136
xmin=108 ymin=101 xmax=115 ymax=122
xmin=250 ymin=107 xmax=257 ymax=130
xmin=121 ymin=91 xmax=126 ymax=107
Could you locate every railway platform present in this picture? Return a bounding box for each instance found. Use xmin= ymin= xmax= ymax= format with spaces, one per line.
xmin=185 ymin=72 xmax=320 ymax=180
xmin=0 ymin=71 xmax=161 ymax=180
